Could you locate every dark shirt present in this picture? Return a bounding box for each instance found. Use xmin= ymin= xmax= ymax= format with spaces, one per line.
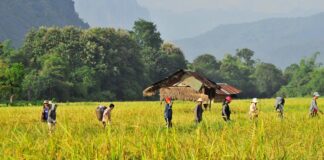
xmin=164 ymin=103 xmax=172 ymax=120
xmin=222 ymin=102 xmax=231 ymax=116
xmin=195 ymin=104 xmax=203 ymax=120
xmin=48 ymin=104 xmax=57 ymax=123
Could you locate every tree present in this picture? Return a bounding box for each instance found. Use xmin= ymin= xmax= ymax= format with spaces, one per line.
xmin=277 ymin=53 xmax=322 ymax=97
xmin=0 ymin=62 xmax=24 ymax=103
xmin=253 ymin=63 xmax=285 ymax=97
xmin=236 ymin=48 xmax=255 ymax=67
xmin=152 ymin=43 xmax=187 ymax=81
xmin=192 ymin=54 xmax=222 ymax=81
xmin=132 ymin=19 xmax=163 ymax=49
xmin=219 ymin=54 xmax=256 ymax=97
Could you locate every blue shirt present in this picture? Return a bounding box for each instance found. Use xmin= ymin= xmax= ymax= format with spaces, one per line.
xmin=164 ymin=103 xmax=172 ymax=119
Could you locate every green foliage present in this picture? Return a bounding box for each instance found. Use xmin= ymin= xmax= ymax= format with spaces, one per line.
xmin=192 ymin=54 xmax=222 ymax=81
xmin=151 ymin=43 xmax=187 ymax=81
xmin=253 ymin=63 xmax=285 ymax=97
xmin=277 ymin=53 xmax=323 ymax=97
xmin=0 ymin=62 xmax=24 ymax=101
xmin=18 ymin=27 xmax=146 ymax=101
xmin=132 ymin=19 xmax=163 ymax=49
xmin=219 ymin=54 xmax=256 ymax=97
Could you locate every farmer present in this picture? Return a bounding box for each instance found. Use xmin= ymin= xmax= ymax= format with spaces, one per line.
xmin=47 ymin=101 xmax=57 ymax=133
xmin=194 ymin=98 xmax=204 ymax=124
xmin=222 ymin=96 xmax=232 ymax=122
xmin=102 ymin=103 xmax=115 ymax=128
xmin=309 ymin=92 xmax=321 ymax=117
xmin=275 ymin=97 xmax=285 ymax=118
xmin=249 ymin=98 xmax=259 ymax=119
xmin=164 ymin=97 xmax=173 ymax=128
xmin=41 ymin=100 xmax=50 ymax=122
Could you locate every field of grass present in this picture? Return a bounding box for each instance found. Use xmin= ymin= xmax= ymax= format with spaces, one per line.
xmin=0 ymin=98 xmax=324 ymax=159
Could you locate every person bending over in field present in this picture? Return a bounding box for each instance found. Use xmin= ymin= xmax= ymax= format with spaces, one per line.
xmin=194 ymin=98 xmax=204 ymax=124
xmin=249 ymin=98 xmax=259 ymax=120
xmin=222 ymin=96 xmax=232 ymax=122
xmin=96 ymin=105 xmax=107 ymax=125
xmin=47 ymin=101 xmax=58 ymax=134
xmin=275 ymin=97 xmax=285 ymax=118
xmin=309 ymin=92 xmax=321 ymax=117
xmin=164 ymin=97 xmax=173 ymax=128
xmin=102 ymin=104 xmax=115 ymax=128
xmin=41 ymin=100 xmax=50 ymax=122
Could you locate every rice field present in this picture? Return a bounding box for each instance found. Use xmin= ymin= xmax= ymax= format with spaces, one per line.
xmin=0 ymin=98 xmax=323 ymax=159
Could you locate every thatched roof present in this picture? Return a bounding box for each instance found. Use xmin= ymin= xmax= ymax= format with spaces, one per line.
xmin=159 ymin=87 xmax=209 ymax=101
xmin=143 ymin=69 xmax=220 ymax=97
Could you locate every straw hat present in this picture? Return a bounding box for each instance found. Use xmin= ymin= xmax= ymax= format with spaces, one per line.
xmin=197 ymin=98 xmax=203 ymax=102
xmin=313 ymin=92 xmax=320 ymax=97
xmin=43 ymin=100 xmax=49 ymax=104
xmin=251 ymin=98 xmax=258 ymax=103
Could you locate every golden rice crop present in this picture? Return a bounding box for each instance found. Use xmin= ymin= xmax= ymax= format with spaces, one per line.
xmin=0 ymin=98 xmax=323 ymax=159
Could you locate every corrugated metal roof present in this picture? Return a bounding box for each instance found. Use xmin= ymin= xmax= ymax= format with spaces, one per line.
xmin=216 ymin=83 xmax=241 ymax=95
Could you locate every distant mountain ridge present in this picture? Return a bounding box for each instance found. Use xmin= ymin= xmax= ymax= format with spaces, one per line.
xmin=0 ymin=0 xmax=89 ymax=46
xmin=175 ymin=12 xmax=324 ymax=67
xmin=73 ymin=0 xmax=150 ymax=29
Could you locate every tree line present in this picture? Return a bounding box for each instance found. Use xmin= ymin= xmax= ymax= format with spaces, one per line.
xmin=0 ymin=19 xmax=323 ymax=103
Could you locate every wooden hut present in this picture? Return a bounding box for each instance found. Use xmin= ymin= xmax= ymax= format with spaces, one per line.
xmin=143 ymin=70 xmax=241 ymax=107
xmin=143 ymin=70 xmax=220 ymax=108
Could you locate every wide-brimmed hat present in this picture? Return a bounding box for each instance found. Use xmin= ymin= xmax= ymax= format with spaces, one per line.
xmin=251 ymin=98 xmax=258 ymax=103
xmin=43 ymin=100 xmax=49 ymax=104
xmin=197 ymin=98 xmax=203 ymax=102
xmin=313 ymin=92 xmax=320 ymax=97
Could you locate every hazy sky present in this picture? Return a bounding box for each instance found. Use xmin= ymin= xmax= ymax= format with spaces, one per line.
xmin=137 ymin=0 xmax=324 ymax=13
xmin=135 ymin=0 xmax=324 ymax=40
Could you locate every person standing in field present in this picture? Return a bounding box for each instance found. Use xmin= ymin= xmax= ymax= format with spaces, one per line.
xmin=249 ymin=98 xmax=259 ymax=120
xmin=47 ymin=101 xmax=57 ymax=133
xmin=41 ymin=100 xmax=50 ymax=122
xmin=222 ymin=96 xmax=232 ymax=122
xmin=102 ymin=104 xmax=115 ymax=128
xmin=164 ymin=97 xmax=173 ymax=128
xmin=275 ymin=97 xmax=285 ymax=118
xmin=309 ymin=92 xmax=321 ymax=117
xmin=194 ymin=98 xmax=204 ymax=124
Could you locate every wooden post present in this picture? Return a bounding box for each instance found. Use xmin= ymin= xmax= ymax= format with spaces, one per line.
xmin=209 ymin=98 xmax=212 ymax=111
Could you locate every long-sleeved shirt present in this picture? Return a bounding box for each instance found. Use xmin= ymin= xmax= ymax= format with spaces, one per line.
xmin=103 ymin=108 xmax=113 ymax=122
xmin=194 ymin=104 xmax=203 ymax=120
xmin=47 ymin=104 xmax=57 ymax=123
xmin=164 ymin=103 xmax=172 ymax=120
xmin=309 ymin=99 xmax=318 ymax=112
xmin=222 ymin=102 xmax=231 ymax=116
xmin=249 ymin=103 xmax=258 ymax=113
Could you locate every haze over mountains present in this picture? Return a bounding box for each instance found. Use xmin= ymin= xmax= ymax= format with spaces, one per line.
xmin=73 ymin=0 xmax=150 ymax=29
xmin=175 ymin=12 xmax=324 ymax=67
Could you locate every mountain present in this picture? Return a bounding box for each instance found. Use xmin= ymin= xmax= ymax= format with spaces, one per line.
xmin=73 ymin=0 xmax=150 ymax=29
xmin=0 ymin=0 xmax=89 ymax=46
xmin=175 ymin=12 xmax=324 ymax=67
